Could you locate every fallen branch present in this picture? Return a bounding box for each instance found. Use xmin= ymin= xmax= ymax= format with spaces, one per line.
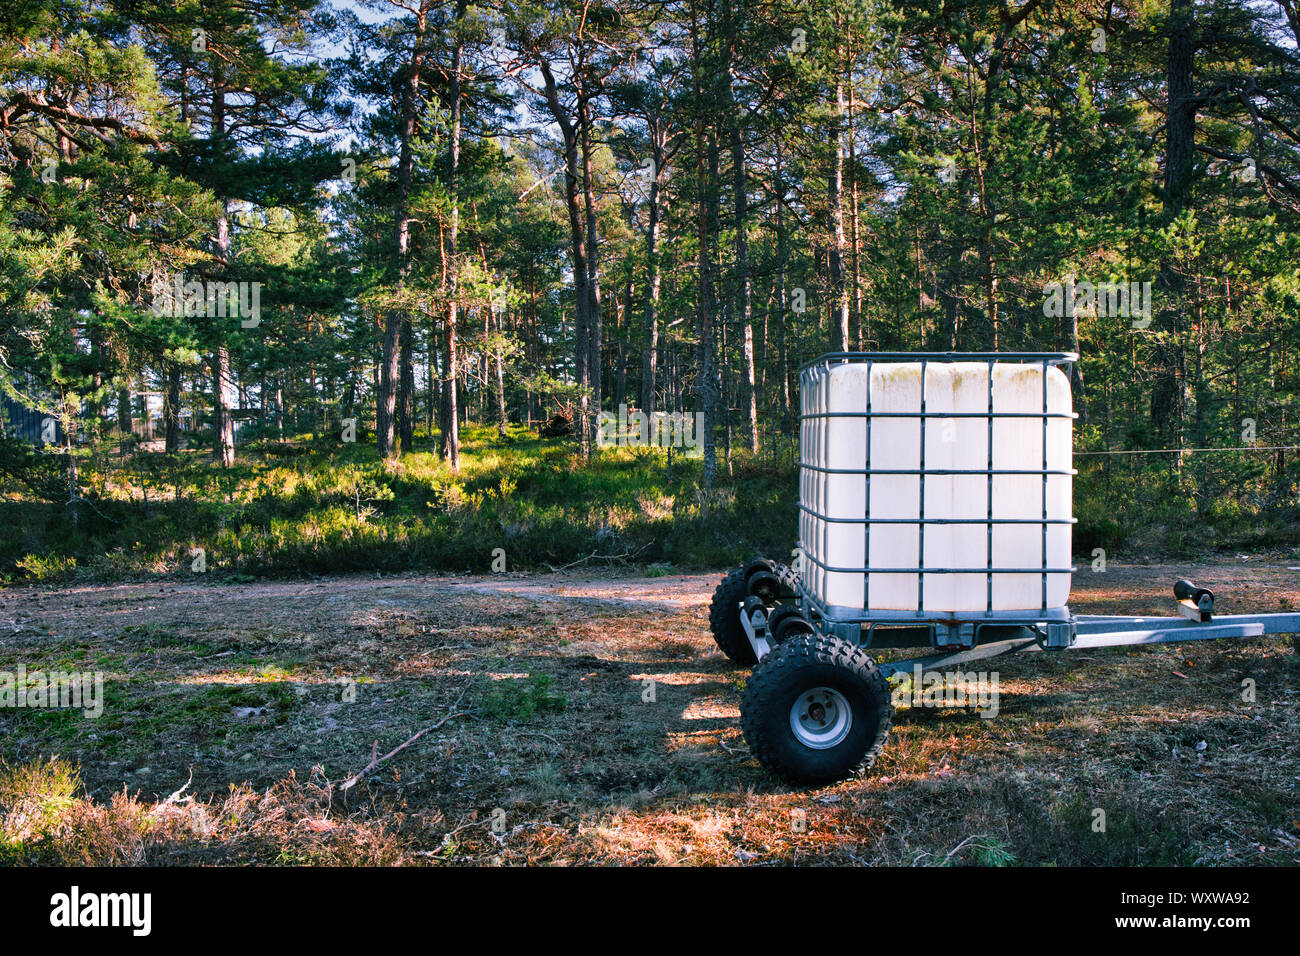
xmin=938 ymin=834 xmax=981 ymax=866
xmin=339 ymin=689 xmax=470 ymax=792
xmin=159 ymin=771 xmax=194 ymax=806
xmin=544 ymin=541 xmax=653 ymax=573
xmin=718 ymin=738 xmax=749 ymax=758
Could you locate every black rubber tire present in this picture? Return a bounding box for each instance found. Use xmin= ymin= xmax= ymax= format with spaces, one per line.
xmin=763 ymin=605 xmax=805 ymax=644
xmin=745 ymin=558 xmax=800 ymax=600
xmin=741 ymin=633 xmax=892 ymax=786
xmin=709 ymin=569 xmax=757 ymax=665
xmin=746 ymin=570 xmax=784 ymax=603
xmin=743 ymin=557 xmax=777 ymax=581
xmin=771 ymin=610 xmax=815 ymax=644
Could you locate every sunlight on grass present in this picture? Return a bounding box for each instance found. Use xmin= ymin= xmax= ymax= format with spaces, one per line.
xmin=3 ymin=425 xmax=796 ymax=584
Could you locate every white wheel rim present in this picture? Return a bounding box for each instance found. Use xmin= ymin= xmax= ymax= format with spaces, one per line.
xmin=789 ymin=686 xmax=852 ymax=749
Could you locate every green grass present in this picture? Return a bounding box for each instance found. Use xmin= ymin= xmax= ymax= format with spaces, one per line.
xmin=1 ymin=424 xmax=799 ymax=584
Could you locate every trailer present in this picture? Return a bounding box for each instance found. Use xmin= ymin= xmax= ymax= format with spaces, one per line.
xmin=709 ymin=352 xmax=1300 ymax=785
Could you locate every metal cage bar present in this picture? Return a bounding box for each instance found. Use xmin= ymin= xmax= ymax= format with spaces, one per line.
xmin=986 ymin=359 xmax=995 ymax=613
xmin=800 ymin=463 xmax=1077 ymax=476
xmin=863 ymin=363 xmax=872 ymax=612
xmin=801 ymin=410 xmax=1076 ymax=419
xmin=1041 ymin=358 xmax=1050 ymax=611
xmin=918 ymin=359 xmax=927 ymax=610
xmin=798 ymin=505 xmax=1076 ymax=525
xmin=800 ymin=351 xmax=1079 ymax=369
xmin=800 ymin=550 xmax=1076 ymax=576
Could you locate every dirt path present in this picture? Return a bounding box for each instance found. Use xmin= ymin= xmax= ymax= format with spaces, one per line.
xmin=6 ymin=560 xmax=1296 ymax=633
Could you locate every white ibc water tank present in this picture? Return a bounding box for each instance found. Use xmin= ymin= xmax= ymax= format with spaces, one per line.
xmin=800 ymin=360 xmax=1073 ymax=616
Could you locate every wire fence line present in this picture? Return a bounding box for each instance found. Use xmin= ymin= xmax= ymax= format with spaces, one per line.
xmin=1075 ymin=445 xmax=1299 ymax=457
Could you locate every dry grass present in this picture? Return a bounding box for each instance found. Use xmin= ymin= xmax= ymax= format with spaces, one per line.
xmin=0 ymin=563 xmax=1296 ymax=865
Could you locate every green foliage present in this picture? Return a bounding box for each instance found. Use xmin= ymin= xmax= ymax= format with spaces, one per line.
xmin=476 ymin=673 xmax=566 ymax=722
xmin=13 ymin=552 xmax=76 ymax=582
xmin=0 ymin=755 xmax=81 ymax=861
xmin=0 ymin=435 xmax=66 ymax=502
xmin=0 ymin=426 xmax=798 ymax=582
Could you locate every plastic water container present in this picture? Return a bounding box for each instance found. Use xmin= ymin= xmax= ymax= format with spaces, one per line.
xmin=800 ymin=360 xmax=1073 ymax=615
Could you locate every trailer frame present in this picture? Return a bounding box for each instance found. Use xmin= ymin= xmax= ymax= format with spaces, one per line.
xmin=743 ymin=349 xmax=1299 ymax=672
xmin=718 ymin=349 xmax=1299 ymax=785
xmin=740 ymin=598 xmax=1300 ymax=678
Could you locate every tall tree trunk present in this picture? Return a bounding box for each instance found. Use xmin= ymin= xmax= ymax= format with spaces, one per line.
xmin=210 ymin=72 xmax=235 ymax=467
xmin=442 ymin=1 xmax=465 ymax=470
xmin=378 ymin=314 xmax=400 ymax=457
xmin=212 ymin=344 xmax=234 ymax=465
xmin=847 ymin=38 xmax=863 ymax=350
xmin=690 ymin=0 xmax=717 ymax=484
xmin=616 ymin=270 xmax=631 ymax=410
xmin=775 ymin=136 xmax=791 ymax=423
xmin=398 ymin=317 xmax=414 ymax=449
xmin=828 ymin=57 xmax=850 ymax=352
xmin=640 ymin=126 xmax=666 ymax=415
xmin=1070 ymin=307 xmax=1088 ymax=424
xmin=117 ymin=384 xmax=132 ymax=435
xmin=539 ymin=58 xmax=593 ymax=458
xmin=579 ymin=93 xmax=603 ymax=448
xmin=495 ymin=308 xmax=508 ymax=437
xmin=434 ymin=329 xmax=444 ymax=434
xmin=1152 ymin=0 xmax=1196 ymax=442
xmin=942 ymin=185 xmax=962 ymax=350
xmin=380 ymin=3 xmax=430 ymax=459
xmin=725 ymin=0 xmax=757 ymax=452
xmin=164 ymin=363 xmax=181 ymax=453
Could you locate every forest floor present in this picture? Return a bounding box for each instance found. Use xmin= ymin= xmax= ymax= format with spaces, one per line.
xmin=1 ymin=560 xmax=1297 ymax=865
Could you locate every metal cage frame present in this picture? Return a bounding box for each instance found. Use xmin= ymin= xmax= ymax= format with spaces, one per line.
xmin=795 ymin=352 xmax=1078 ymax=650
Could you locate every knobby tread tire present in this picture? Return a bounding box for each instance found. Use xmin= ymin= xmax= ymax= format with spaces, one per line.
xmin=740 ymin=633 xmax=892 ymax=786
xmin=709 ymin=568 xmax=757 ymax=665
xmin=744 ymin=558 xmax=800 ymax=599
xmin=768 ymin=561 xmax=802 ymax=597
